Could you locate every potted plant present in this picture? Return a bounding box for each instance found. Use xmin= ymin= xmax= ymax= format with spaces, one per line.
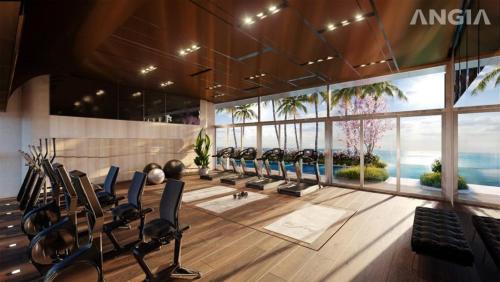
xmin=194 ymin=128 xmax=211 ymax=176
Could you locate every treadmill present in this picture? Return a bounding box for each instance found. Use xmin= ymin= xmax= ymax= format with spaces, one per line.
xmin=246 ymin=148 xmax=287 ymax=190
xmin=277 ymin=149 xmax=322 ymax=197
xmin=200 ymin=147 xmax=238 ymax=180
xmin=220 ymin=147 xmax=259 ymax=185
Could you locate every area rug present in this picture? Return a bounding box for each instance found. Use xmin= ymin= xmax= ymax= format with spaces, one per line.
xmin=264 ymin=204 xmax=356 ymax=246
xmin=182 ymin=186 xmax=236 ymax=203
xmin=195 ymin=192 xmax=268 ymax=213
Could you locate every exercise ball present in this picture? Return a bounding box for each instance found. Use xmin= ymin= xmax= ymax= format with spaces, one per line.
xmin=147 ymin=168 xmax=165 ymax=185
xmin=143 ymin=163 xmax=162 ymax=174
xmin=163 ymin=159 xmax=185 ymax=180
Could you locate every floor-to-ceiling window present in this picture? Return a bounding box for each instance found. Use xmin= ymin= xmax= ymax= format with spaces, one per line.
xmin=454 ymin=56 xmax=500 ymax=206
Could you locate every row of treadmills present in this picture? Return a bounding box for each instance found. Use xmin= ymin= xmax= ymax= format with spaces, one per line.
xmin=201 ymin=147 xmax=322 ymax=197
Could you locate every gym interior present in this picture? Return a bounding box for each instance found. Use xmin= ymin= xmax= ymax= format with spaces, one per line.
xmin=0 ymin=0 xmax=499 ymax=281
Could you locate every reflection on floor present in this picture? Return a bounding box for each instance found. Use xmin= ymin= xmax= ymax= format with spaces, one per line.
xmin=0 ymin=175 xmax=499 ymax=281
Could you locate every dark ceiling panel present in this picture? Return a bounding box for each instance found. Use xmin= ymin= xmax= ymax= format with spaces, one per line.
xmin=7 ymin=0 xmax=498 ymax=107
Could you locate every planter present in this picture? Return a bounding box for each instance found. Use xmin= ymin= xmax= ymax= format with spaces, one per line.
xmin=199 ymin=167 xmax=209 ymax=176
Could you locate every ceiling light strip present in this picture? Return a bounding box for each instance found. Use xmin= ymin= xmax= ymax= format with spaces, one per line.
xmin=206 ymin=84 xmax=223 ymax=90
xmin=160 ymin=81 xmax=174 ymax=87
xmin=241 ymin=2 xmax=287 ymax=26
xmin=140 ymin=65 xmax=157 ymax=74
xmin=301 ymin=55 xmax=336 ymax=66
xmin=353 ymin=58 xmax=392 ymax=69
xmin=179 ymin=44 xmax=201 ymax=56
xmin=320 ymin=11 xmax=375 ymax=33
xmin=245 ymin=73 xmax=266 ymax=80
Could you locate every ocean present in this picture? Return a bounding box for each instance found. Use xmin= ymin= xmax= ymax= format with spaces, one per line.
xmin=218 ymin=148 xmax=500 ymax=187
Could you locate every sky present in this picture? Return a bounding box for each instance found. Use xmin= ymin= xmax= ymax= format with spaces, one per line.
xmin=215 ymin=65 xmax=499 ymax=155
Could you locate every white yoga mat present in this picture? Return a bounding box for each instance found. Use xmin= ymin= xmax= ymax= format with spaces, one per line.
xmin=182 ymin=186 xmax=236 ymax=203
xmin=195 ymin=192 xmax=268 ymax=213
xmin=264 ymin=205 xmax=349 ymax=244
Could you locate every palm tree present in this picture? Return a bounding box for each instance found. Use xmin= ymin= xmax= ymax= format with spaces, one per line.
xmin=216 ymin=106 xmax=238 ymax=148
xmin=361 ymin=82 xmax=407 ymax=102
xmin=472 ymin=66 xmax=500 ymax=95
xmin=331 ymin=87 xmax=358 ymax=116
xmin=261 ymin=99 xmax=282 ymax=147
xmin=234 ymin=104 xmax=257 ymax=149
xmin=307 ymin=92 xmax=328 ymax=151
xmin=277 ymin=95 xmax=309 ymax=151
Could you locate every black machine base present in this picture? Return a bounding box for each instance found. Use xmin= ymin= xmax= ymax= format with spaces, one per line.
xmin=246 ymin=178 xmax=285 ymax=190
xmin=277 ymin=182 xmax=320 ymax=197
xmin=220 ymin=174 xmax=257 ymax=185
xmin=200 ymin=174 xmax=213 ymax=180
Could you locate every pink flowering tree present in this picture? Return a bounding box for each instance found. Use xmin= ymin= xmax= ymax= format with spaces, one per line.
xmin=337 ymin=95 xmax=393 ymax=155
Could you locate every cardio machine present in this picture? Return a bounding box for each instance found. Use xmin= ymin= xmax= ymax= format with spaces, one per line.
xmin=200 ymin=147 xmax=237 ymax=180
xmin=246 ymin=148 xmax=287 ymax=190
xmin=220 ymin=147 xmax=259 ymax=185
xmin=277 ymin=149 xmax=322 ymax=197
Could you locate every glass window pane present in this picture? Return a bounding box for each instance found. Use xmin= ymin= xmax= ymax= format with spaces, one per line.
xmin=260 ymin=86 xmax=327 ymax=122
xmin=454 ymin=57 xmax=500 ymax=107
xmin=363 ymin=118 xmax=397 ymax=192
xmin=400 ymin=115 xmax=442 ymax=197
xmin=330 ymin=70 xmax=444 ymax=116
xmin=458 ymin=112 xmax=500 ymax=205
xmin=215 ymin=98 xmax=258 ymax=125
xmin=301 ymin=122 xmax=325 ymax=180
xmin=332 ymin=120 xmax=361 ymax=187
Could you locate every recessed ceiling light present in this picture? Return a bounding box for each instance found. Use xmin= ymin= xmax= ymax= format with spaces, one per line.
xmin=327 ymin=24 xmax=336 ymax=30
xmin=140 ymin=65 xmax=157 ymax=74
xmin=74 ymin=101 xmax=81 ymax=107
xmin=10 ymin=269 xmax=21 ymax=275
xmin=96 ymin=89 xmax=105 ymax=96
xmin=301 ymin=56 xmax=336 ymax=66
xmin=354 ymin=58 xmax=392 ymax=68
xmin=268 ymin=5 xmax=278 ymax=13
xmin=355 ymin=14 xmax=364 ymax=21
xmin=7 ymin=225 xmax=14 ymax=228
xmin=207 ymin=84 xmax=223 ymax=90
xmin=341 ymin=20 xmax=350 ymax=26
xmin=245 ymin=73 xmax=267 ymax=80
xmin=82 ymin=96 xmax=93 ymax=103
xmin=9 ymin=243 xmax=16 ymax=248
xmin=160 ymin=81 xmax=174 ymax=87
xmin=244 ymin=17 xmax=254 ymax=25
xmin=132 ymin=91 xmax=142 ymax=97
xmin=179 ymin=44 xmax=201 ymax=56
xmin=257 ymin=12 xmax=264 ymax=18
xmin=5 ymin=212 xmax=12 ymax=215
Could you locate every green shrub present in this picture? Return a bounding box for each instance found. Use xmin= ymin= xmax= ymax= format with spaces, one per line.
xmin=335 ymin=166 xmax=389 ymax=182
xmin=419 ymin=172 xmax=469 ymax=190
xmin=431 ymin=159 xmax=442 ymax=173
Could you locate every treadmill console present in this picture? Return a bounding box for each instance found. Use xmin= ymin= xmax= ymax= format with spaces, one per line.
xmin=261 ymin=148 xmax=284 ymax=161
xmin=214 ymin=147 xmax=234 ymax=158
xmin=294 ymin=149 xmax=318 ymax=163
xmin=238 ymin=147 xmax=257 ymax=160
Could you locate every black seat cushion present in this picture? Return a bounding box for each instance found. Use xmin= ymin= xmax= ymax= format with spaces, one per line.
xmin=112 ymin=203 xmax=139 ymax=219
xmin=96 ymin=191 xmax=116 ymax=208
xmin=472 ymin=215 xmax=500 ymax=269
xmin=412 ymin=207 xmax=474 ymax=266
xmin=143 ymin=218 xmax=175 ymax=239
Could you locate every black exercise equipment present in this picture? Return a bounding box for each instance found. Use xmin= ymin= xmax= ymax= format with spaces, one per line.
xmin=277 ymin=149 xmax=322 ymax=197
xmin=220 ymin=147 xmax=259 ymax=185
xmin=102 ymin=171 xmax=152 ymax=254
xmin=21 ymin=158 xmax=63 ymax=239
xmin=44 ymin=170 xmax=105 ymax=282
xmin=94 ymin=166 xmax=121 ymax=210
xmin=133 ymin=179 xmax=201 ymax=281
xmin=164 ymin=159 xmax=185 ymax=180
xmin=28 ymin=164 xmax=79 ymax=275
xmin=246 ymin=148 xmax=287 ymax=190
xmin=143 ymin=163 xmax=162 ymax=174
xmin=200 ymin=147 xmax=237 ymax=180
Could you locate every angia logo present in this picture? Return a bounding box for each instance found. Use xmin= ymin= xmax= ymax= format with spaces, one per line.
xmin=410 ymin=9 xmax=491 ymax=25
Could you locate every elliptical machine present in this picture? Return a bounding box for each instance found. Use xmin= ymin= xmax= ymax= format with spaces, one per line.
xmin=246 ymin=148 xmax=287 ymax=190
xmin=200 ymin=147 xmax=237 ymax=180
xmin=277 ymin=149 xmax=322 ymax=197
xmin=220 ymin=147 xmax=259 ymax=185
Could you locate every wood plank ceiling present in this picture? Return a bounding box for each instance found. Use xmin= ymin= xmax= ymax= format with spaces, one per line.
xmin=8 ymin=0 xmax=500 ymax=107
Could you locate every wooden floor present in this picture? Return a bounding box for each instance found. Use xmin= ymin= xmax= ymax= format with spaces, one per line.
xmin=1 ymin=175 xmax=499 ymax=282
